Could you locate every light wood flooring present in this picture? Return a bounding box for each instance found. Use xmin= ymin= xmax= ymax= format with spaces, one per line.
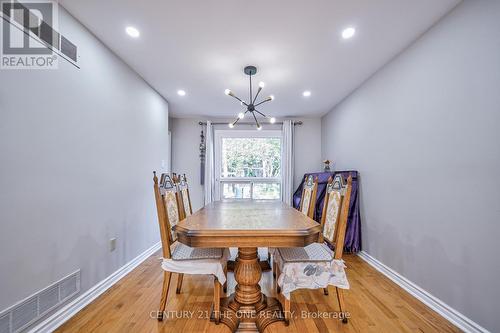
xmin=56 ymin=252 xmax=460 ymax=333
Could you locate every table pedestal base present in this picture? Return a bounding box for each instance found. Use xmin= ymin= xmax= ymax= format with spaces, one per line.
xmin=226 ymin=258 xmax=271 ymax=272
xmin=216 ymin=294 xmax=283 ymax=332
xmin=214 ymin=247 xmax=284 ymax=332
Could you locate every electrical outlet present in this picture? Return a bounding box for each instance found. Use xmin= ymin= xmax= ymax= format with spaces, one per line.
xmin=109 ymin=238 xmax=116 ymax=252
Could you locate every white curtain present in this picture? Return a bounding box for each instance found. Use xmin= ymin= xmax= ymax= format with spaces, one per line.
xmin=282 ymin=120 xmax=294 ymax=205
xmin=204 ymin=121 xmax=215 ymax=205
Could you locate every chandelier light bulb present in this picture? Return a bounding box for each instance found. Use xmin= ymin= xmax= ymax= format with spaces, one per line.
xmin=228 ymin=123 xmax=234 ymax=128
xmin=258 ymin=81 xmax=265 ymax=88
xmin=269 ymin=117 xmax=276 ymax=124
xmin=238 ymin=112 xmax=245 ymax=119
xmin=257 ymin=125 xmax=262 ymax=131
xmin=224 ymin=89 xmax=231 ymax=96
xmin=269 ymin=95 xmax=275 ymax=101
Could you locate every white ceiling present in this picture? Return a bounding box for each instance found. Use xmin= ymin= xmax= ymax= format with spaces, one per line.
xmin=60 ymin=0 xmax=460 ymax=118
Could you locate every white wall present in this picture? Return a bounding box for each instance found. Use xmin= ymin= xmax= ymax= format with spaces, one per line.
xmin=170 ymin=117 xmax=322 ymax=211
xmin=170 ymin=118 xmax=205 ymax=210
xmin=321 ymin=1 xmax=500 ymax=331
xmin=292 ymin=117 xmax=323 ymax=189
xmin=0 ymin=6 xmax=169 ymax=323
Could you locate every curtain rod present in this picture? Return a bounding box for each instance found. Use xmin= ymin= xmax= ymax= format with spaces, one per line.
xmin=198 ymin=121 xmax=303 ymax=126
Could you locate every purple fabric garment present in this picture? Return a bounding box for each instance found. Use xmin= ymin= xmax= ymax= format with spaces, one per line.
xmin=292 ymin=171 xmax=361 ymax=253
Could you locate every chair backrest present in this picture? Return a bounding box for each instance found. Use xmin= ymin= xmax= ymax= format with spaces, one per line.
xmin=157 ymin=172 xmax=182 ymax=244
xmin=159 ymin=173 xmax=168 ymax=187
xmin=333 ymin=175 xmax=352 ymax=259
xmin=319 ymin=175 xmax=344 ymax=246
xmin=178 ymin=174 xmax=193 ymax=219
xmin=153 ymin=171 xmax=172 ymax=259
xmin=299 ymin=175 xmax=318 ymax=219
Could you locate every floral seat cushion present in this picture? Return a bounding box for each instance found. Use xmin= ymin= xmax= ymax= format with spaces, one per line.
xmin=277 ymin=242 xmax=333 ymax=262
xmin=274 ymin=248 xmax=349 ymax=300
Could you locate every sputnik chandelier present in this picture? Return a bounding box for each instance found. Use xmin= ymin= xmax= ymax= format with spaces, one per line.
xmin=225 ymin=65 xmax=275 ymax=130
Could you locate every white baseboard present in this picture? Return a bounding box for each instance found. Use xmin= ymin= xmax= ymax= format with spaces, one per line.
xmin=29 ymin=242 xmax=162 ymax=333
xmin=357 ymin=251 xmax=489 ymax=333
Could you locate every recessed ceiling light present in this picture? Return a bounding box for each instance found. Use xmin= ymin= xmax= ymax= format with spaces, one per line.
xmin=342 ymin=27 xmax=356 ymax=39
xmin=302 ymin=91 xmax=311 ymax=97
xmin=125 ymin=26 xmax=140 ymax=38
xmin=177 ymin=89 xmax=186 ymax=96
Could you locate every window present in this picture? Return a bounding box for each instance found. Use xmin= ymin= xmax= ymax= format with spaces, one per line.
xmin=215 ymin=130 xmax=282 ymax=200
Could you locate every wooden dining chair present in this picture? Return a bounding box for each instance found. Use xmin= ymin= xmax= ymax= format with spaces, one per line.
xmin=274 ymin=175 xmax=353 ymax=325
xmin=173 ymin=173 xmax=227 ymax=293
xmin=271 ymin=175 xmax=319 ymax=277
xmin=177 ymin=174 xmax=193 ymax=220
xmin=299 ymin=175 xmax=319 ymax=219
xmin=153 ymin=172 xmax=228 ymax=323
xmin=273 ymin=175 xmax=338 ymax=283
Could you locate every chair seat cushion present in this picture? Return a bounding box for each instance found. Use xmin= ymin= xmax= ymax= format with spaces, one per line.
xmin=277 ymin=242 xmax=333 ymax=262
xmin=162 ymin=248 xmax=229 ymax=285
xmin=274 ymin=249 xmax=349 ymax=300
xmin=171 ymin=242 xmax=223 ymax=260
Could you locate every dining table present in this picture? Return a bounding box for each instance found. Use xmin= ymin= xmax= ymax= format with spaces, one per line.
xmin=175 ymin=200 xmax=321 ymax=332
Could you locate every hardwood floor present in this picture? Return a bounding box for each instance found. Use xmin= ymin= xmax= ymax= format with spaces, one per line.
xmin=56 ymin=252 xmax=460 ymax=333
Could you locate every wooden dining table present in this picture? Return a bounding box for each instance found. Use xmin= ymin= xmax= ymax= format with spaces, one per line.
xmin=175 ymin=200 xmax=321 ymax=332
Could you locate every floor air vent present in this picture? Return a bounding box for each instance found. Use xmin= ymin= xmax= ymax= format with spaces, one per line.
xmin=0 ymin=270 xmax=80 ymax=333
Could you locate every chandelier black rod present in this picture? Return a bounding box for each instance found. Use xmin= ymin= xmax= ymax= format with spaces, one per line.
xmin=249 ymin=73 xmax=253 ymax=103
xmin=252 ymin=87 xmax=262 ymax=104
xmin=251 ymin=110 xmax=260 ymax=128
xmin=229 ymin=93 xmax=247 ymax=106
xmin=254 ymin=98 xmax=271 ymax=107
xmin=254 ymin=109 xmax=266 ymax=117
